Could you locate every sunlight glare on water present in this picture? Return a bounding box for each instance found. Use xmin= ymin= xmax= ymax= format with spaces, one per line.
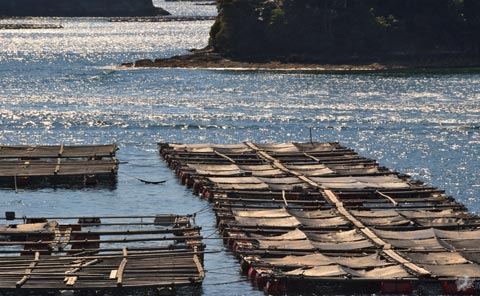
xmin=0 ymin=1 xmax=479 ymax=295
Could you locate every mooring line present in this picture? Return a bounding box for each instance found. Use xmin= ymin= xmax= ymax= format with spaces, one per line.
xmin=192 ymin=204 xmax=212 ymax=215
xmin=14 ymin=173 xmax=18 ymax=194
xmin=204 ymin=279 xmax=250 ymax=286
xmin=205 ymin=270 xmax=243 ymax=276
xmin=119 ymin=172 xmax=167 ymax=184
xmin=203 ymin=229 xmax=219 ymax=239
xmin=204 ymin=265 xmax=240 ymax=272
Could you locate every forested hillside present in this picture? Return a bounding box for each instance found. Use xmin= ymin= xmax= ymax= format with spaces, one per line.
xmin=209 ymin=0 xmax=480 ymax=62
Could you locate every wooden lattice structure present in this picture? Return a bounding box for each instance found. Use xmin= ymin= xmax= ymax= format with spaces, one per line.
xmin=159 ymin=142 xmax=480 ymax=294
xmin=0 ymin=144 xmax=119 ymax=187
xmin=0 ymin=214 xmax=205 ymax=293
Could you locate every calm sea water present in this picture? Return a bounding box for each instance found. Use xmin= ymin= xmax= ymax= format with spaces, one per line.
xmin=0 ymin=1 xmax=479 ymax=295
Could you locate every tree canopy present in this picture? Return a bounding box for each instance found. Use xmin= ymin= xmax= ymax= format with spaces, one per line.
xmin=209 ymin=0 xmax=480 ymax=61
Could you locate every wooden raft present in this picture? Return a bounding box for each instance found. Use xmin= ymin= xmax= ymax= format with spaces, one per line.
xmin=159 ymin=142 xmax=480 ymax=294
xmin=109 ymin=16 xmax=216 ymax=22
xmin=0 ymin=24 xmax=63 ymax=30
xmin=0 ymin=144 xmax=119 ymax=187
xmin=0 ymin=214 xmax=205 ymax=292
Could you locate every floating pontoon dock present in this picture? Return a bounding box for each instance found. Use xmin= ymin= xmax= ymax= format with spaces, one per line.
xmin=0 ymin=213 xmax=205 ymax=293
xmin=0 ymin=144 xmax=119 ymax=187
xmin=159 ymin=142 xmax=480 ymax=294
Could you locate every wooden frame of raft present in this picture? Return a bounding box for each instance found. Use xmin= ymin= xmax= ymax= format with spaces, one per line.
xmin=0 ymin=214 xmax=205 ymax=293
xmin=0 ymin=144 xmax=119 ymax=187
xmin=159 ymin=141 xmax=480 ymax=294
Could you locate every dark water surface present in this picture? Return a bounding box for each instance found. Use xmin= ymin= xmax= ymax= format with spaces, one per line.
xmin=1 ymin=1 xmax=479 ymax=295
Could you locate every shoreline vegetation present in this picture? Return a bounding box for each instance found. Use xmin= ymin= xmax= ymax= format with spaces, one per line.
xmin=126 ymin=0 xmax=480 ymax=71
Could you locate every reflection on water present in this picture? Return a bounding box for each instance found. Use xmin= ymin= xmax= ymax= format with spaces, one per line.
xmin=0 ymin=2 xmax=479 ymax=295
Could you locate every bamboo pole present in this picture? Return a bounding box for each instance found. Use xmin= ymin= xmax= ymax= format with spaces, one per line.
xmin=0 ymin=235 xmax=203 ymax=246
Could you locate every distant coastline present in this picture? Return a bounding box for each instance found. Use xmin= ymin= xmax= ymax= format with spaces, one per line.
xmin=0 ymin=0 xmax=169 ymax=17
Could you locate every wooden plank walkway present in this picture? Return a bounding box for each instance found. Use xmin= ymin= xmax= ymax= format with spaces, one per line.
xmin=0 ymin=214 xmax=205 ymax=293
xmin=0 ymin=144 xmax=119 ymax=187
xmin=159 ymin=142 xmax=480 ymax=294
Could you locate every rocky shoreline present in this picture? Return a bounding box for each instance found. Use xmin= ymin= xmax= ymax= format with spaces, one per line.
xmin=122 ymin=51 xmax=390 ymax=71
xmin=122 ymin=51 xmax=480 ymax=72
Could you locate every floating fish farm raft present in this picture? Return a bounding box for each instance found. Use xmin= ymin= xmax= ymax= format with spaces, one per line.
xmin=0 ymin=24 xmax=63 ymax=30
xmin=0 ymin=144 xmax=119 ymax=187
xmin=159 ymin=141 xmax=480 ymax=294
xmin=0 ymin=213 xmax=205 ymax=294
xmin=109 ymin=16 xmax=216 ymax=22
